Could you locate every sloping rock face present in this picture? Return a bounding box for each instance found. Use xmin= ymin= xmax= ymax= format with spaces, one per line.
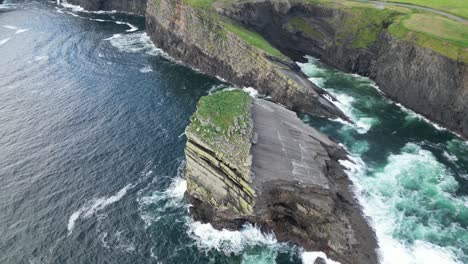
xmin=185 ymin=90 xmax=378 ymax=264
xmin=67 ymin=0 xmax=147 ymax=15
xmin=218 ymin=0 xmax=468 ymax=137
xmin=145 ymin=0 xmax=346 ymax=120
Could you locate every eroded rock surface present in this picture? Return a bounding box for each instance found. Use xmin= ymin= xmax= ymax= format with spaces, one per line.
xmin=185 ymin=90 xmax=378 ymax=264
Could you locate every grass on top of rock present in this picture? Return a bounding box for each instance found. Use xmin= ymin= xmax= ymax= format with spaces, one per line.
xmin=389 ymin=12 xmax=468 ymax=62
xmin=286 ymin=17 xmax=324 ymax=39
xmin=186 ymin=89 xmax=253 ymax=158
xmin=222 ymin=21 xmax=286 ymax=58
xmin=385 ymin=0 xmax=468 ymax=19
xmin=307 ymin=0 xmax=468 ymax=62
xmin=183 ymin=0 xmax=286 ymax=58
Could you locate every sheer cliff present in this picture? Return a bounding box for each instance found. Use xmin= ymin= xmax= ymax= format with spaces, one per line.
xmin=185 ymin=90 xmax=378 ymax=264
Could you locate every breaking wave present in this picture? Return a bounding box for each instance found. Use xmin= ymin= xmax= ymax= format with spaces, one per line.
xmin=0 ymin=37 xmax=11 ymax=47
xmin=340 ymin=143 xmax=467 ymax=264
xmin=106 ymin=32 xmax=163 ymax=56
xmin=136 ymin=162 xmax=187 ymax=228
xmin=297 ymin=57 xmax=379 ymax=134
xmin=187 ymin=222 xmax=278 ymax=255
xmin=139 ymin=65 xmax=153 ymax=73
xmin=67 ymin=184 xmax=134 ymax=234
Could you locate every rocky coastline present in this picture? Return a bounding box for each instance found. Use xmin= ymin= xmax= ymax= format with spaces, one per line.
xmin=60 ymin=0 xmax=466 ymax=262
xmin=217 ymin=0 xmax=467 ymax=138
xmin=185 ymin=90 xmax=378 ymax=264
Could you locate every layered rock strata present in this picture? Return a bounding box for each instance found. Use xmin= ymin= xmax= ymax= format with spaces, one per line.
xmin=185 ymin=90 xmax=378 ymax=264
xmin=65 ymin=0 xmax=467 ymax=137
xmin=218 ymin=0 xmax=468 ymax=137
xmin=145 ymin=0 xmax=347 ymax=120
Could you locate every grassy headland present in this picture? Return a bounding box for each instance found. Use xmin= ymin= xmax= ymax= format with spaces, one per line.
xmin=183 ymin=0 xmax=467 ymax=62
xmin=385 ymin=0 xmax=468 ymax=19
xmin=186 ymin=90 xmax=252 ymax=157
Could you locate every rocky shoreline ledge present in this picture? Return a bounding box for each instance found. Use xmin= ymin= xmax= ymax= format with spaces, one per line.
xmin=185 ymin=90 xmax=378 ymax=264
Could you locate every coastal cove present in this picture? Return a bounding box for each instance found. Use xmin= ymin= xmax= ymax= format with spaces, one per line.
xmin=0 ymin=1 xmax=467 ymax=264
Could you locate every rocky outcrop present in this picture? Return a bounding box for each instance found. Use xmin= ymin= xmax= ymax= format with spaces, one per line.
xmin=218 ymin=0 xmax=468 ymax=137
xmin=67 ymin=0 xmax=147 ymax=15
xmin=185 ymin=90 xmax=378 ymax=264
xmin=145 ymin=0 xmax=347 ymax=120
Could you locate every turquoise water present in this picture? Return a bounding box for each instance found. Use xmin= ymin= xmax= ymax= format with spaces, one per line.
xmin=298 ymin=56 xmax=468 ymax=264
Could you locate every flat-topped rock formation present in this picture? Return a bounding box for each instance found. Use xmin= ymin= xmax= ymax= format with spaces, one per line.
xmin=185 ymin=90 xmax=378 ymax=264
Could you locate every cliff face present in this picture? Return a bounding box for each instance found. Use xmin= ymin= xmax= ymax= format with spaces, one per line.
xmin=218 ymin=0 xmax=468 ymax=137
xmin=67 ymin=0 xmax=147 ymax=15
xmin=145 ymin=0 xmax=346 ymax=120
xmin=185 ymin=90 xmax=378 ymax=264
xmin=185 ymin=90 xmax=255 ymax=220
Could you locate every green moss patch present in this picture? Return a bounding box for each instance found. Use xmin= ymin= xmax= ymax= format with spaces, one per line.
xmin=286 ymin=17 xmax=324 ymax=39
xmin=184 ymin=0 xmax=214 ymax=9
xmin=186 ymin=90 xmax=253 ymax=158
xmin=222 ymin=21 xmax=286 ymax=58
xmin=336 ymin=6 xmax=399 ymax=48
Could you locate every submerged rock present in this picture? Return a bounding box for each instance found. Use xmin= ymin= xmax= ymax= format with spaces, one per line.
xmin=185 ymin=90 xmax=378 ymax=264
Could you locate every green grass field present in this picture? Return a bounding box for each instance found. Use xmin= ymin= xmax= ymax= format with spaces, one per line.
xmin=183 ymin=0 xmax=467 ymax=62
xmin=385 ymin=0 xmax=468 ymax=19
xmin=307 ymin=0 xmax=468 ymax=61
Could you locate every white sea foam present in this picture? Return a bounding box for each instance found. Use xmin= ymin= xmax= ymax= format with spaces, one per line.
xmin=107 ymin=32 xmax=163 ymax=56
xmin=92 ymin=10 xmax=118 ymax=14
xmin=297 ymin=57 xmax=325 ymax=76
xmin=302 ymin=251 xmax=341 ymax=264
xmin=139 ymin=65 xmax=153 ymax=73
xmin=15 ymin=28 xmax=30 ymax=34
xmin=187 ymin=221 xmax=278 ymax=255
xmin=33 ymin=56 xmax=49 ymax=62
xmin=114 ymin=21 xmax=138 ymax=32
xmin=103 ymin=33 xmax=121 ymax=41
xmin=327 ymin=92 xmax=376 ymax=134
xmin=66 ymin=11 xmax=80 ymax=17
xmin=137 ymin=172 xmax=187 ymax=228
xmin=242 ymin=87 xmax=259 ymax=97
xmin=339 ymin=143 xmax=465 ymax=264
xmin=308 ymin=77 xmax=325 ymax=87
xmin=3 ymin=25 xmax=17 ymax=30
xmin=67 ymin=184 xmax=133 ymax=235
xmin=61 ymin=2 xmax=84 ymax=12
xmin=399 ymin=102 xmax=446 ymax=131
xmin=0 ymin=37 xmax=11 ymax=47
xmin=443 ymin=151 xmax=458 ymax=162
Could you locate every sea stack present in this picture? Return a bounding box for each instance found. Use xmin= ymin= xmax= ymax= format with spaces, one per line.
xmin=184 ymin=90 xmax=378 ymax=264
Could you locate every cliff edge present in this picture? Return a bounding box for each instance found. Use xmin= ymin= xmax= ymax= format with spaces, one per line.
xmin=185 ymin=90 xmax=378 ymax=264
xmin=145 ymin=0 xmax=347 ymax=120
xmin=217 ymin=0 xmax=467 ymax=137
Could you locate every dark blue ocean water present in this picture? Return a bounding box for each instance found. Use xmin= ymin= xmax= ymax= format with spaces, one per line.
xmin=0 ymin=1 xmax=466 ymax=264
